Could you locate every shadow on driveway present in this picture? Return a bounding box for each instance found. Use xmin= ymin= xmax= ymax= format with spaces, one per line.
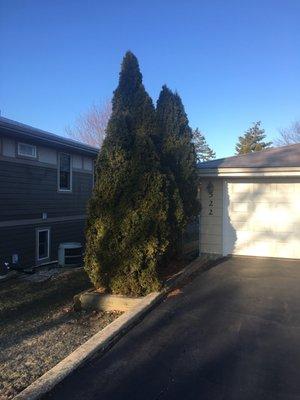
xmin=45 ymin=257 xmax=300 ymax=400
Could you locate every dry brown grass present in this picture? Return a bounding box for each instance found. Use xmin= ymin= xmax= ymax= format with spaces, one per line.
xmin=0 ymin=269 xmax=121 ymax=399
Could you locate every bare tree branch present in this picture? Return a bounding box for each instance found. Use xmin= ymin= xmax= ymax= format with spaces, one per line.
xmin=275 ymin=121 xmax=300 ymax=146
xmin=65 ymin=101 xmax=112 ymax=148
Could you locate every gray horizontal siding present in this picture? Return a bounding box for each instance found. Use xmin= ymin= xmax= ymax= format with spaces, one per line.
xmin=0 ymin=215 xmax=86 ymax=228
xmin=0 ymin=160 xmax=93 ymax=221
xmin=0 ymin=220 xmax=86 ymax=268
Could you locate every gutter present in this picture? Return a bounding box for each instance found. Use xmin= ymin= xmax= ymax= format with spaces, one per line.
xmin=0 ymin=120 xmax=99 ymax=157
xmin=198 ymin=167 xmax=300 ymax=178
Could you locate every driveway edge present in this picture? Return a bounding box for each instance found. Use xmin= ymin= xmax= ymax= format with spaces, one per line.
xmin=13 ymin=255 xmax=222 ymax=400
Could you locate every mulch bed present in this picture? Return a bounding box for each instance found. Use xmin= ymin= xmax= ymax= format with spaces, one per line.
xmin=159 ymin=257 xmax=190 ymax=283
xmin=0 ymin=268 xmax=121 ymax=400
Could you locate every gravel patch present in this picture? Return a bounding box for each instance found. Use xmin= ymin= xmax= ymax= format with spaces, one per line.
xmin=0 ymin=268 xmax=121 ymax=399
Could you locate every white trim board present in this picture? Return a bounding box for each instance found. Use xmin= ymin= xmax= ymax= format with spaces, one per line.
xmin=0 ymin=215 xmax=86 ymax=228
xmin=199 ymin=167 xmax=300 ymax=178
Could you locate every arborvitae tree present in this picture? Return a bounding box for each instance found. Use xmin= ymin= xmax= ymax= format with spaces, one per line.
xmin=85 ymin=52 xmax=171 ymax=296
xmin=156 ymin=85 xmax=200 ymax=232
xmin=192 ymin=128 xmax=216 ymax=162
xmin=235 ymin=121 xmax=272 ymax=154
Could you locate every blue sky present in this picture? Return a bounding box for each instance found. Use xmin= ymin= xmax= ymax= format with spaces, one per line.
xmin=1 ymin=0 xmax=299 ymax=157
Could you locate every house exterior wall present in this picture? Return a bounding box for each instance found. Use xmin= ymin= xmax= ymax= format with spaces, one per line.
xmin=182 ymin=219 xmax=200 ymax=260
xmin=0 ymin=134 xmax=96 ymax=268
xmin=0 ymin=160 xmax=93 ymax=221
xmin=199 ymin=178 xmax=223 ymax=255
xmin=0 ymin=220 xmax=86 ymax=267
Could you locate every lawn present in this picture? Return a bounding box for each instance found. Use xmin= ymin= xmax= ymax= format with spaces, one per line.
xmin=0 ymin=268 xmax=121 ymax=400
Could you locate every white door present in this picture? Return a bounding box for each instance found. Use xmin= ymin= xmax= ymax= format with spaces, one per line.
xmin=223 ymin=179 xmax=300 ymax=259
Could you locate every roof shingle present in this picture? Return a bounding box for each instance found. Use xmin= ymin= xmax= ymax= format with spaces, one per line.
xmin=198 ymin=143 xmax=300 ymax=169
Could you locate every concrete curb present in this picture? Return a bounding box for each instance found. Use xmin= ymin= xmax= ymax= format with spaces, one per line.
xmin=13 ymin=255 xmax=222 ymax=400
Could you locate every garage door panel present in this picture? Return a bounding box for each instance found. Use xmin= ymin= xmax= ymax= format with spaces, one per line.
xmin=273 ymin=193 xmax=293 ymax=203
xmin=231 ymin=202 xmax=250 ymax=213
xmin=234 ymin=230 xmax=252 ymax=244
xmin=253 ymin=182 xmax=273 ymax=191
xmin=230 ymin=183 xmax=252 ymax=194
xmin=224 ymin=180 xmax=300 ymax=259
xmin=251 ymin=223 xmax=273 ymax=233
xmin=275 ymin=241 xmax=298 ymax=258
xmin=234 ymin=237 xmax=274 ymax=257
xmin=251 ymin=205 xmax=274 ymax=229
xmin=275 ymin=204 xmax=296 ymax=232
xmin=230 ymin=221 xmax=249 ymax=231
xmin=276 ymin=183 xmax=295 ymax=192
xmin=253 ymin=185 xmax=277 ymax=204
xmin=254 ymin=192 xmax=276 ymax=203
xmin=293 ymin=220 xmax=300 ymax=231
xmin=273 ymin=224 xmax=294 ymax=233
xmin=246 ymin=241 xmax=275 ymax=257
xmin=229 ymin=211 xmax=249 ymax=222
xmin=293 ymin=244 xmax=300 ymax=259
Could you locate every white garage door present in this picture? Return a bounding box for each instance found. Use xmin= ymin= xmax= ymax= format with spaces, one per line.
xmin=223 ymin=179 xmax=300 ymax=259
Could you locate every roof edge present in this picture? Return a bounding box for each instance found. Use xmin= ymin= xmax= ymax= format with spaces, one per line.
xmin=199 ymin=166 xmax=300 ymax=178
xmin=0 ymin=117 xmax=99 ymax=156
xmin=198 ymin=143 xmax=300 ymax=168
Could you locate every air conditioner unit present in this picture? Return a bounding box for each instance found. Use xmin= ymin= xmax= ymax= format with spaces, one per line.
xmin=58 ymin=242 xmax=83 ymax=267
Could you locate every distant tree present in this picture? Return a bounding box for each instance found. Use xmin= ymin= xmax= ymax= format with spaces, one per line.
xmin=275 ymin=121 xmax=300 ymax=146
xmin=84 ymin=52 xmax=171 ymax=296
xmin=156 ymin=85 xmax=200 ymax=229
xmin=235 ymin=121 xmax=272 ymax=154
xmin=65 ymin=101 xmax=111 ymax=147
xmin=192 ymin=128 xmax=216 ymax=162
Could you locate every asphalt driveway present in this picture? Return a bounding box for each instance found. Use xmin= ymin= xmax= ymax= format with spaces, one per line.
xmin=45 ymin=257 xmax=300 ymax=400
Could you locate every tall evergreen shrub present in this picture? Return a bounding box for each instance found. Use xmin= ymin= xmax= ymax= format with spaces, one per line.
xmin=156 ymin=86 xmax=200 ymax=229
xmin=84 ymin=52 xmax=171 ymax=296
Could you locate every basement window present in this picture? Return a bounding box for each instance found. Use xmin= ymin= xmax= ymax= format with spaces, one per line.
xmin=37 ymin=228 xmax=50 ymax=261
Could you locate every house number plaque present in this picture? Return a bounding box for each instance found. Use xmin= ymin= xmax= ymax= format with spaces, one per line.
xmin=206 ymin=181 xmax=214 ymax=215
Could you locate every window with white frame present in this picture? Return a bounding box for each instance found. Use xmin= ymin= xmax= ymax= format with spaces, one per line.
xmin=37 ymin=228 xmax=50 ymax=261
xmin=18 ymin=142 xmax=37 ymax=158
xmin=58 ymin=153 xmax=72 ymax=191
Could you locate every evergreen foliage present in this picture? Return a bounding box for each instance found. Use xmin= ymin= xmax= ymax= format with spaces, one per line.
xmin=235 ymin=121 xmax=272 ymax=154
xmin=156 ymin=85 xmax=200 ymax=228
xmin=84 ymin=52 xmax=171 ymax=296
xmin=192 ymin=128 xmax=216 ymax=162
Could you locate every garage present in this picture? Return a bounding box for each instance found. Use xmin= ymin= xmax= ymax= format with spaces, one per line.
xmin=198 ymin=144 xmax=300 ymax=259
